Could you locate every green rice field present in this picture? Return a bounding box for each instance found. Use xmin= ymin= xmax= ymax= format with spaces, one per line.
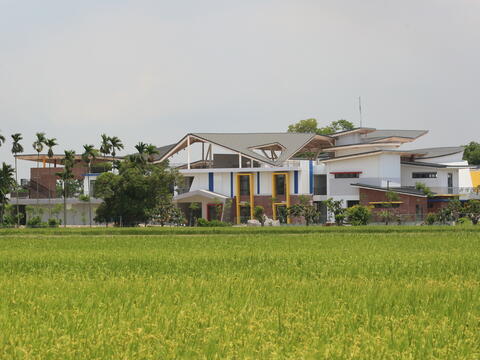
xmin=0 ymin=227 xmax=479 ymax=359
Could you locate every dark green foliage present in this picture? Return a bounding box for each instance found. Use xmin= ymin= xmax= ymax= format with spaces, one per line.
xmin=197 ymin=218 xmax=230 ymax=227
xmin=463 ymin=141 xmax=480 ymax=165
xmin=287 ymin=118 xmax=354 ymax=135
xmin=323 ymin=198 xmax=345 ymax=225
xmin=253 ymin=205 xmax=266 ymax=226
xmin=94 ymin=159 xmax=179 ymax=226
xmin=424 ymin=213 xmax=437 ymax=225
xmin=346 ymin=205 xmax=372 ymax=225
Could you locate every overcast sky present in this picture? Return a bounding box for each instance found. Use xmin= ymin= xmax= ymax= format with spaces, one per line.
xmin=1 ymin=0 xmax=479 ymax=178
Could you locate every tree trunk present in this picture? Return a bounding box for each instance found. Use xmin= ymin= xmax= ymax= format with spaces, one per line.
xmin=88 ymin=163 xmax=92 ymax=227
xmin=15 ymin=156 xmax=19 ymax=227
xmin=63 ymin=181 xmax=67 ymax=228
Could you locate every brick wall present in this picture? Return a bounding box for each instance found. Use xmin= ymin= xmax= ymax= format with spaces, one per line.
xmin=359 ymin=188 xmax=428 ymax=220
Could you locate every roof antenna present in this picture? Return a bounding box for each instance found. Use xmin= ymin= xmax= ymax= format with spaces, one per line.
xmin=358 ymin=96 xmax=363 ymax=128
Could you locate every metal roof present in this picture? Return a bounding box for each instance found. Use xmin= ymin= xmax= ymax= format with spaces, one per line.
xmin=408 ymin=146 xmax=464 ymax=159
xmin=363 ymin=129 xmax=428 ymax=142
xmin=155 ymin=132 xmax=333 ymax=166
xmin=401 ymin=161 xmax=470 ymax=169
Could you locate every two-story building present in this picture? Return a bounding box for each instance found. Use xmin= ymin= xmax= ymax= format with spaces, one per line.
xmin=155 ymin=129 xmax=477 ymax=224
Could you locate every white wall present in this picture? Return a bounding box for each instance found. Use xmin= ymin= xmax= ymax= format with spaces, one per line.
xmin=401 ymin=165 xmax=459 ymax=190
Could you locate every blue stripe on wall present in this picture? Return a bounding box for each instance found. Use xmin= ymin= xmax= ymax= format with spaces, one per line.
xmin=208 ymin=172 xmax=214 ymax=192
xmin=309 ymin=160 xmax=313 ymax=194
xmin=257 ymin=172 xmax=260 ymax=194
xmin=230 ymin=172 xmax=233 ymax=197
xmin=294 ymin=170 xmax=299 ymax=194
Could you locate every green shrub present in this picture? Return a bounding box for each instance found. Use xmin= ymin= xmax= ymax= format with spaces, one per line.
xmin=197 ymin=218 xmax=230 ymax=227
xmin=346 ymin=205 xmax=371 ymax=226
xmin=424 ymin=213 xmax=437 ymax=225
xmin=26 ymin=216 xmax=47 ymax=228
xmin=48 ymin=218 xmax=61 ymax=228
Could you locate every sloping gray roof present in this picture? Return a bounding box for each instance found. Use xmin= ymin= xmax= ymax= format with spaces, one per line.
xmin=408 ymin=146 xmax=464 ymax=159
xmin=151 ymin=144 xmax=177 ymax=162
xmin=363 ymin=129 xmax=428 ymax=142
xmin=401 ymin=161 xmax=469 ymax=169
xmin=186 ymin=132 xmax=332 ymax=165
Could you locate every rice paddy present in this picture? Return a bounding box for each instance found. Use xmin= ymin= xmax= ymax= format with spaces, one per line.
xmin=0 ymin=227 xmax=479 ymax=359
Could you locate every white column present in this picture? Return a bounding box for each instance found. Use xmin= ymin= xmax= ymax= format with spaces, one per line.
xmin=239 ymin=153 xmax=242 ymax=168
xmin=187 ymin=136 xmax=191 ymax=169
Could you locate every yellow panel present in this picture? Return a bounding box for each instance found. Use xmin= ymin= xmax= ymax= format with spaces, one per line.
xmin=471 ymin=170 xmax=480 ymax=188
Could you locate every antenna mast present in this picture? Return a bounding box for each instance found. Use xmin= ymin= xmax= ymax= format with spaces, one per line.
xmin=358 ymin=96 xmax=363 ymax=128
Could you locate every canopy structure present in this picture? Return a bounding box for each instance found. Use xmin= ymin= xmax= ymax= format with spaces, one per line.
xmin=154 ymin=132 xmax=334 ymax=167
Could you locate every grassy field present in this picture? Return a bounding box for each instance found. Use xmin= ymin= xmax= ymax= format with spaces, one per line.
xmin=0 ymin=227 xmax=479 ymax=359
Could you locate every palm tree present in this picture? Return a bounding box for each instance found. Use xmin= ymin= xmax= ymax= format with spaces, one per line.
xmin=0 ymin=131 xmax=5 ymax=147
xmin=100 ymin=134 xmax=112 ymax=171
xmin=145 ymin=144 xmax=160 ymax=163
xmin=135 ymin=142 xmax=147 ymax=163
xmin=32 ymin=132 xmax=46 ymax=208
xmin=0 ymin=162 xmax=15 ymax=224
xmin=11 ymin=133 xmax=24 ymax=227
xmin=82 ymin=144 xmax=99 ymax=227
xmin=109 ymin=136 xmax=124 ymax=172
xmin=44 ymin=138 xmax=58 ymax=218
xmin=57 ymin=150 xmax=75 ymax=228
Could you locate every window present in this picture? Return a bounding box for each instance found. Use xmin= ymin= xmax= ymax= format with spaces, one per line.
xmin=313 ymin=175 xmax=327 ymax=195
xmin=275 ymin=174 xmax=286 ymax=195
xmin=412 ymin=172 xmax=437 ymax=179
xmin=333 ymin=172 xmax=360 ymax=179
xmin=347 ymin=200 xmax=359 ymax=208
xmin=239 ymin=175 xmax=250 ymax=195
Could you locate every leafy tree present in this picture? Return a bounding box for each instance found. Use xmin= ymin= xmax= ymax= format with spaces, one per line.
xmin=0 ymin=163 xmax=15 ymax=225
xmin=346 ymin=205 xmax=372 ymax=225
xmin=323 ymin=198 xmax=345 ymax=225
xmin=82 ymin=144 xmax=99 ymax=227
xmin=11 ymin=133 xmax=24 ymax=227
xmin=188 ymin=202 xmax=201 ymax=226
xmin=287 ymin=196 xmax=318 ymax=226
xmin=94 ymin=158 xmax=180 ymax=226
xmin=378 ymin=210 xmax=396 ymax=225
xmin=288 ymin=118 xmax=354 ymax=135
xmin=463 ymin=199 xmax=480 ymax=225
xmin=446 ymin=199 xmax=463 ymax=223
xmin=463 ymin=141 xmax=480 ymax=165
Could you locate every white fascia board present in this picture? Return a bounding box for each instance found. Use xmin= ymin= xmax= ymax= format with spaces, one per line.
xmin=179 ymin=166 xmax=301 ymax=174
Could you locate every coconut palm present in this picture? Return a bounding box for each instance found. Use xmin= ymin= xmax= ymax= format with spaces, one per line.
xmin=82 ymin=144 xmax=99 ymax=227
xmin=99 ymin=134 xmax=112 ymax=171
xmin=135 ymin=142 xmax=148 ymax=163
xmin=109 ymin=136 xmax=124 ymax=171
xmin=0 ymin=131 xmax=5 ymax=147
xmin=145 ymin=144 xmax=159 ymax=163
xmin=32 ymin=132 xmax=46 ymax=207
xmin=11 ymin=133 xmax=24 ymax=227
xmin=57 ymin=150 xmax=75 ymax=228
xmin=0 ymin=162 xmax=15 ymax=224
xmin=44 ymin=138 xmax=58 ymax=217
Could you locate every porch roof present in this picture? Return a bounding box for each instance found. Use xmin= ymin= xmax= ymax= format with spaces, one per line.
xmin=173 ymin=189 xmax=229 ymax=202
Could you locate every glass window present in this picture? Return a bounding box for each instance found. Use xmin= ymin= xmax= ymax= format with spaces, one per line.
xmin=313 ymin=175 xmax=327 ymax=195
xmin=334 ymin=173 xmax=360 ymax=179
xmin=275 ymin=174 xmax=286 ymax=195
xmin=412 ymin=172 xmax=437 ymax=179
xmin=239 ymin=175 xmax=250 ymax=195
